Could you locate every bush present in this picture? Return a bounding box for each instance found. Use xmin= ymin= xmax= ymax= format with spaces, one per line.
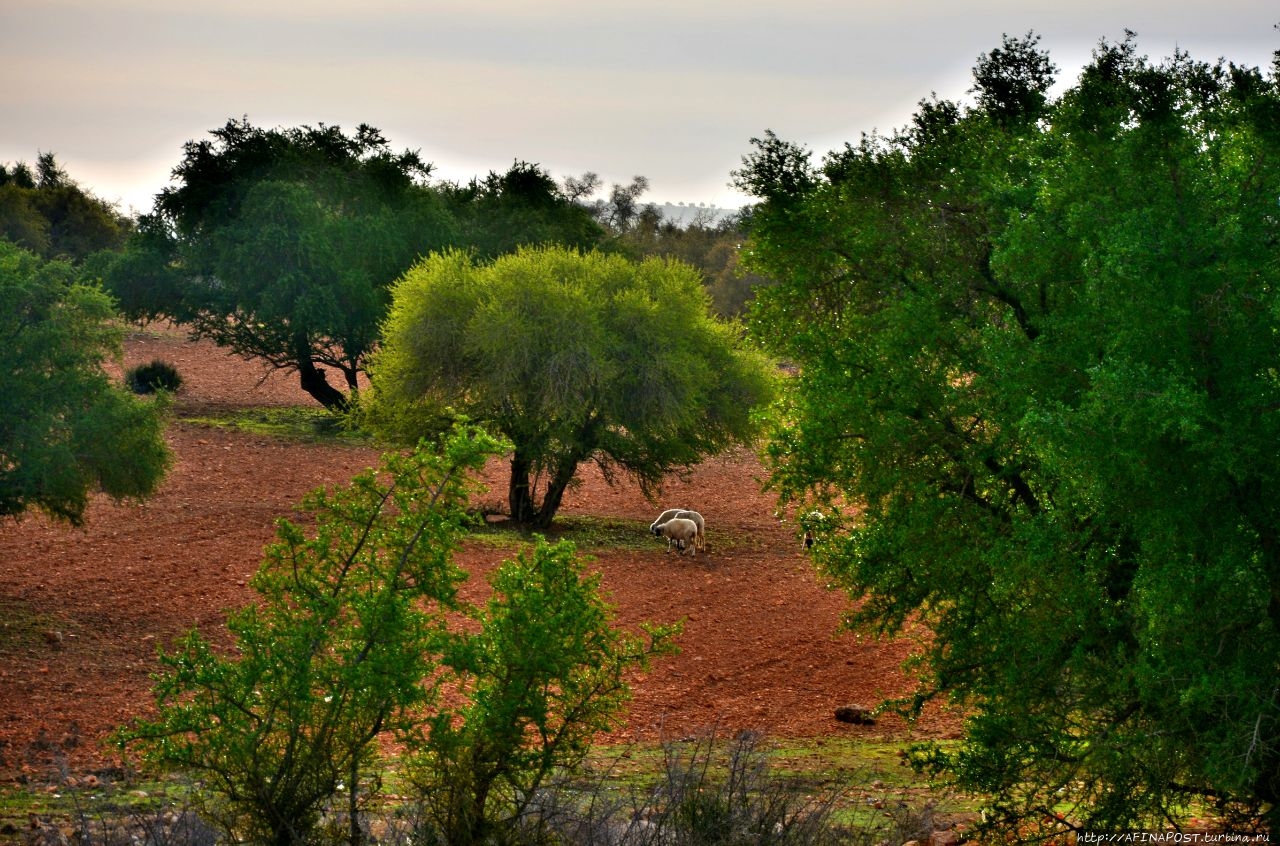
xmin=125 ymin=359 xmax=183 ymax=394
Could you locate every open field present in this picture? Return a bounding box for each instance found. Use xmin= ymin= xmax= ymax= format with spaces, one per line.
xmin=0 ymin=325 xmax=962 ymax=789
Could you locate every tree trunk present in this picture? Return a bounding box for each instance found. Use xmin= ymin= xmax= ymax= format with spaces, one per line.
xmin=508 ymin=451 xmax=537 ymax=525
xmin=297 ymin=357 xmax=349 ymax=411
xmin=529 ymin=457 xmax=579 ymax=530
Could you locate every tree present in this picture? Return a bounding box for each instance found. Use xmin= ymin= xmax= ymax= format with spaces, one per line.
xmin=412 ymin=537 xmax=678 ymax=844
xmin=0 ymin=240 xmax=169 ymax=524
xmin=368 ymin=246 xmax=775 ymax=528
xmin=441 ymin=160 xmax=603 ymax=259
xmin=106 ymin=119 xmax=457 ymax=410
xmin=118 ymin=426 xmax=509 ymax=846
xmin=738 ymin=33 xmax=1280 ymax=832
xmin=0 ymin=152 xmax=132 ymax=262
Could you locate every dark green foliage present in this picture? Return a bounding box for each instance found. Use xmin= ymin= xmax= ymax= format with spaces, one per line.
xmin=0 ymin=153 xmax=132 ymax=262
xmin=104 ymin=119 xmax=457 ymax=410
xmin=125 ymin=359 xmax=183 ymax=394
xmin=0 ymin=240 xmax=169 ymax=524
xmin=739 ymin=32 xmax=1280 ymax=832
xmin=368 ymin=246 xmax=775 ymax=528
xmin=441 ymin=161 xmax=604 ymax=259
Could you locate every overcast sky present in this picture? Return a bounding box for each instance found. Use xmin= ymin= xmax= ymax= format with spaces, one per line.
xmin=3 ymin=0 xmax=1276 ymax=215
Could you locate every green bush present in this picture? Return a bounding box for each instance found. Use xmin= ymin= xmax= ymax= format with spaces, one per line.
xmin=117 ymin=425 xmax=508 ymax=846
xmin=125 ymin=359 xmax=183 ymax=394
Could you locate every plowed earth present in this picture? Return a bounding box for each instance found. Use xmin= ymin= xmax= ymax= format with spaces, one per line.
xmin=0 ymin=326 xmax=961 ymax=781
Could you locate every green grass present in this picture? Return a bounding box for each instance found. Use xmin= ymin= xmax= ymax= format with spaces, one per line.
xmin=179 ymin=406 xmax=374 ymax=445
xmin=0 ymin=599 xmax=68 ymax=656
xmin=1 ymin=736 xmax=967 ymax=843
xmin=468 ymin=514 xmax=660 ymax=553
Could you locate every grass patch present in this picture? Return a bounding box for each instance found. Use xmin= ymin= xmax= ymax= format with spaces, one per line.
xmin=179 ymin=406 xmax=373 ymax=445
xmin=469 ymin=514 xmax=658 ymax=553
xmin=2 ymin=736 xmax=967 ymax=846
xmin=0 ymin=599 xmax=68 ymax=656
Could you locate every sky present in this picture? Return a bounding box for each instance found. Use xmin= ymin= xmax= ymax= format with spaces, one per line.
xmin=3 ymin=0 xmax=1277 ymax=216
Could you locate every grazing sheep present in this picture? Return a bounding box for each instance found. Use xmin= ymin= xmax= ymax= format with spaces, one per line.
xmin=649 ymin=508 xmax=686 ymax=534
xmin=650 ymin=508 xmax=707 ymax=552
xmin=656 ymin=517 xmax=700 ymax=556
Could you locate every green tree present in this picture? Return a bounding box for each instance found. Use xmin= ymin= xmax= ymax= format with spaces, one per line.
xmin=118 ymin=426 xmax=508 ymax=846
xmin=0 ymin=152 xmax=132 ymax=262
xmin=413 ymin=537 xmax=679 ymax=844
xmin=1 ymin=240 xmax=169 ymax=523
xmin=368 ymin=246 xmax=775 ymax=528
xmin=441 ymin=160 xmax=603 ymax=259
xmin=738 ymin=34 xmax=1280 ymax=831
xmin=105 ymin=119 xmax=457 ymax=410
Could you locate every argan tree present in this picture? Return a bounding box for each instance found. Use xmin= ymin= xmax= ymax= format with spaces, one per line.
xmin=119 ymin=426 xmax=508 ymax=846
xmin=367 ymin=246 xmax=775 ymax=528
xmin=413 ymin=537 xmax=679 ymax=844
xmin=105 ymin=119 xmax=457 ymax=410
xmin=738 ymin=33 xmax=1280 ymax=831
xmin=1 ymin=240 xmax=169 ymax=523
xmin=440 ymin=160 xmax=603 ymax=259
xmin=0 ymin=152 xmax=132 ymax=262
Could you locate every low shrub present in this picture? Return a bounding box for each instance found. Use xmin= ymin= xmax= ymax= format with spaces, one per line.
xmin=125 ymin=359 xmax=183 ymax=394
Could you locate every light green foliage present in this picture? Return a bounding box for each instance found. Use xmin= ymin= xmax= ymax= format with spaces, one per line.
xmin=740 ymin=33 xmax=1280 ymax=831
xmin=118 ymin=425 xmax=509 ymax=846
xmin=412 ymin=537 xmax=680 ymax=844
xmin=119 ymin=425 xmax=678 ymax=846
xmin=369 ymin=246 xmax=775 ymax=527
xmin=0 ymin=240 xmax=169 ymax=523
xmin=104 ymin=119 xmax=457 ymax=410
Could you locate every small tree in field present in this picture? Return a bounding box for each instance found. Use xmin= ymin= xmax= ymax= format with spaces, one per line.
xmin=412 ymin=537 xmax=679 ymax=844
xmin=118 ymin=425 xmax=507 ymax=846
xmin=367 ymin=246 xmax=775 ymax=528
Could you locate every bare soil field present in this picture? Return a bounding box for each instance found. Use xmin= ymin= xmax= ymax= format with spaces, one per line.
xmin=0 ymin=326 xmax=961 ymax=781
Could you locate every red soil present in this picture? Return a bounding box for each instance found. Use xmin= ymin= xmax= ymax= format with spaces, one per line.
xmin=0 ymin=326 xmax=961 ymax=781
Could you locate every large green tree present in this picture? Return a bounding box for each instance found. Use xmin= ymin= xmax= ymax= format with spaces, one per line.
xmin=106 ymin=119 xmax=456 ymax=410
xmin=368 ymin=246 xmax=775 ymax=528
xmin=739 ymin=33 xmax=1280 ymax=831
xmin=1 ymin=240 xmax=169 ymax=523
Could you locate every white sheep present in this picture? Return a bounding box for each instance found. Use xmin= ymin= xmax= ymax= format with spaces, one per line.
xmin=656 ymin=517 xmax=700 ymax=556
xmin=650 ymin=508 xmax=706 ymax=552
xmin=649 ymin=508 xmax=686 ymax=535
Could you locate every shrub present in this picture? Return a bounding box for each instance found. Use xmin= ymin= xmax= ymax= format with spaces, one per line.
xmin=408 ymin=536 xmax=681 ymax=845
xmin=117 ymin=425 xmax=508 ymax=846
xmin=125 ymin=359 xmax=183 ymax=394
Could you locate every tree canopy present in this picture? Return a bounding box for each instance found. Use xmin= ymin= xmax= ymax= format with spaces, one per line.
xmin=738 ymin=33 xmax=1280 ymax=831
xmin=1 ymin=240 xmax=170 ymax=524
xmin=367 ymin=246 xmax=775 ymax=528
xmin=105 ymin=119 xmax=457 ymax=410
xmin=440 ymin=161 xmax=603 ymax=259
xmin=0 ymin=152 xmax=132 ymax=263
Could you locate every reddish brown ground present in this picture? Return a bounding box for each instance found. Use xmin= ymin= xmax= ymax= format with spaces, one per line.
xmin=0 ymin=326 xmax=961 ymax=781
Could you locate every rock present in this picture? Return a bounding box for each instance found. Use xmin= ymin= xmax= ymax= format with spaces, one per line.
xmin=835 ymin=704 xmax=876 ymax=725
xmin=930 ymin=829 xmax=961 ymax=846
